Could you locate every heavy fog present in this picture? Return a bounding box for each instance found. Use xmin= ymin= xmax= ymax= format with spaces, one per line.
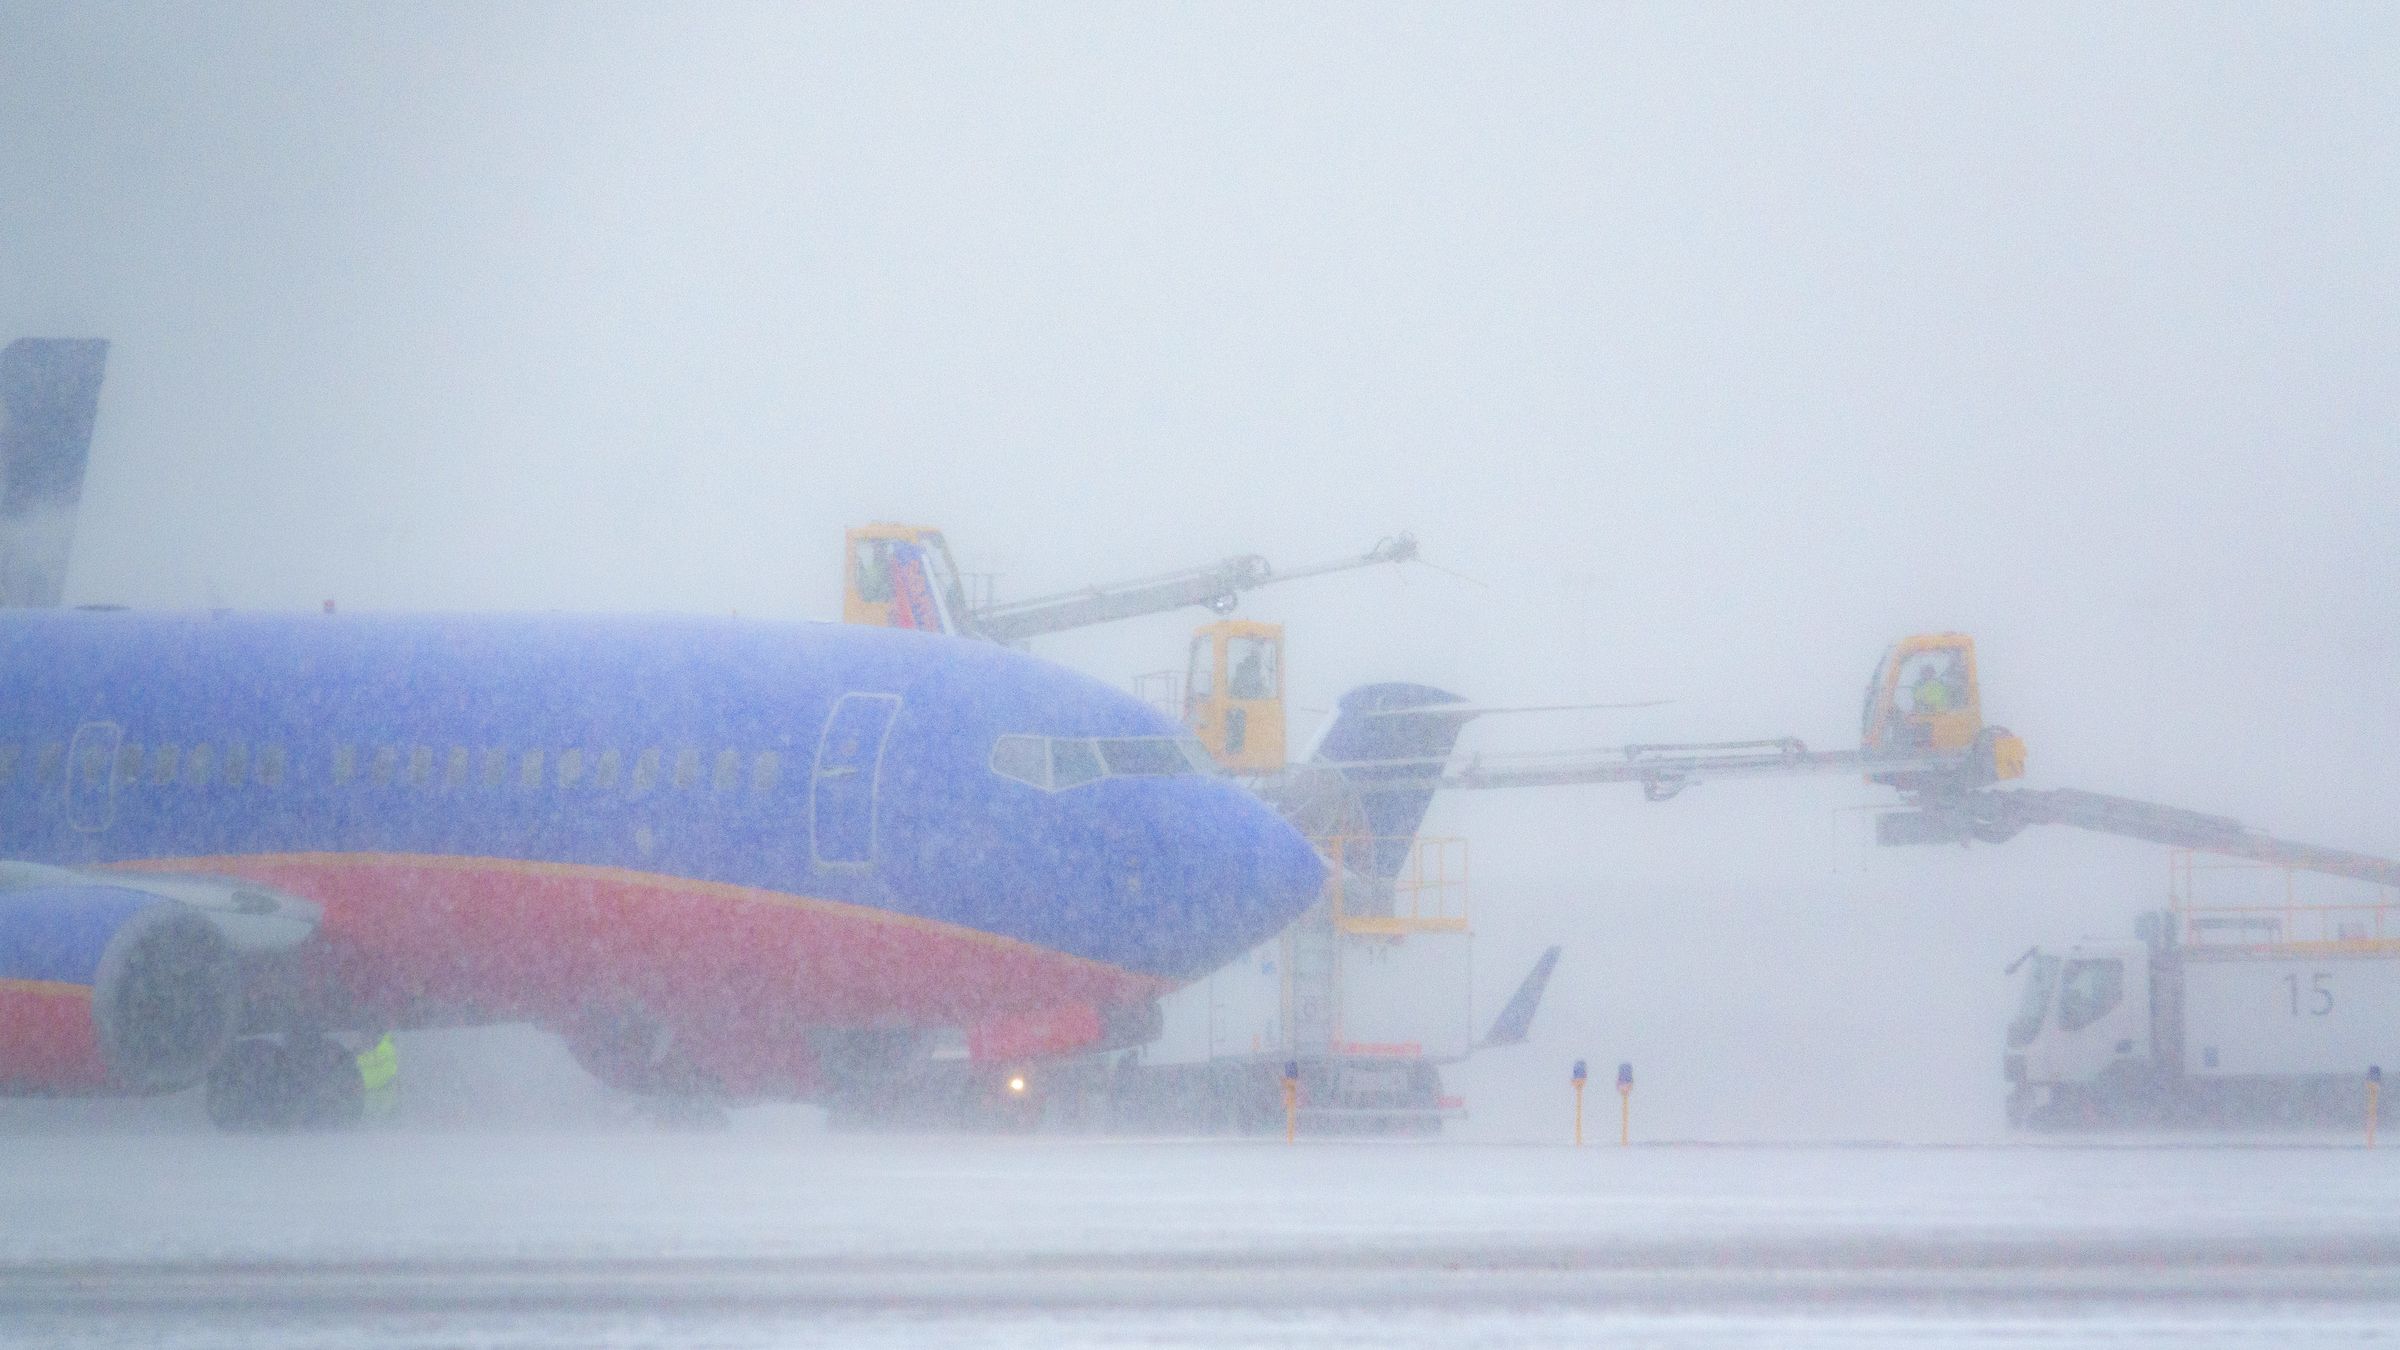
xmin=4 ymin=5 xmax=2398 ymax=1340
xmin=7 ymin=2 xmax=2395 ymax=1140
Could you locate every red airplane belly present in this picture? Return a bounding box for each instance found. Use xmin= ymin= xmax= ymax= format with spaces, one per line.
xmin=117 ymin=855 xmax=1166 ymax=1071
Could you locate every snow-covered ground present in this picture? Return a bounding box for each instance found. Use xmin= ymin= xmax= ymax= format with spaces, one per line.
xmin=5 ymin=1120 xmax=2397 ymax=1347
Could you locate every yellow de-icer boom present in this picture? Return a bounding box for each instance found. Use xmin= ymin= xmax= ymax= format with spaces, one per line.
xmin=841 ymin=523 xmax=1415 ymax=648
xmin=1274 ymin=628 xmax=2389 ymax=892
xmin=1287 ymin=632 xmax=2025 ymax=800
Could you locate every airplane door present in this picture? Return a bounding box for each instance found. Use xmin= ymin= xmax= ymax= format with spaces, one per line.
xmin=811 ymin=694 xmax=899 ymax=866
xmin=66 ymin=720 xmax=122 ymax=833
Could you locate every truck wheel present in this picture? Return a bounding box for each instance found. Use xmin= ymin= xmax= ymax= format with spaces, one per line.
xmin=205 ymin=1035 xmax=364 ymax=1132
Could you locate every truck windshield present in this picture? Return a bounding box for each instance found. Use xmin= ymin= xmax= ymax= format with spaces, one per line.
xmin=2007 ymin=952 xmax=2059 ymax=1048
xmin=2056 ymin=958 xmax=2124 ymax=1033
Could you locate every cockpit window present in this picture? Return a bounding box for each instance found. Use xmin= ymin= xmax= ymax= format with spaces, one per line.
xmin=1097 ymin=738 xmax=1191 ymax=776
xmin=990 ymin=734 xmax=1215 ymax=791
xmin=989 ymin=734 xmax=1050 ymax=789
xmin=1050 ymin=738 xmax=1104 ymax=790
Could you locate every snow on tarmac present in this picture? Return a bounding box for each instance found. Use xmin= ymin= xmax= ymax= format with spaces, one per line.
xmin=5 ymin=1119 xmax=2399 ymax=1347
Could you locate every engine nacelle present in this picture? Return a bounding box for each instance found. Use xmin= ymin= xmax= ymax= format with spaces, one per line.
xmin=0 ymin=885 xmax=244 ymax=1094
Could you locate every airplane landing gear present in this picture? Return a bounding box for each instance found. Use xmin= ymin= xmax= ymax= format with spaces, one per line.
xmin=205 ymin=1035 xmax=364 ymax=1132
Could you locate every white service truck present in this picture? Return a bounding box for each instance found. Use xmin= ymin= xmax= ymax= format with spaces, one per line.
xmin=2006 ymin=906 xmax=2398 ymax=1129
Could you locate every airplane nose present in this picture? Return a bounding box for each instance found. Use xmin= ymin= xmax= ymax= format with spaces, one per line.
xmin=1133 ymin=784 xmax=1324 ymax=981
xmin=1249 ymin=811 xmax=1327 ymax=917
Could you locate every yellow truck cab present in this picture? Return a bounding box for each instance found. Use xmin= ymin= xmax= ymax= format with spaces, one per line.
xmin=1861 ymin=633 xmax=2026 ymax=787
xmin=1184 ymin=620 xmax=1286 ymax=774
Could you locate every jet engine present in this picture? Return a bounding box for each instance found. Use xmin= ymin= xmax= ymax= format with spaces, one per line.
xmin=0 ymin=869 xmax=318 ymax=1095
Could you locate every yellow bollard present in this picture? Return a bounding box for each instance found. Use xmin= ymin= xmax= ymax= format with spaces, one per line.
xmin=1572 ymin=1060 xmax=1588 ymax=1147
xmin=1616 ymin=1062 xmax=1633 ymax=1147
xmin=1282 ymin=1060 xmax=1299 ymax=1144
xmin=2370 ymin=1066 xmax=2383 ymax=1149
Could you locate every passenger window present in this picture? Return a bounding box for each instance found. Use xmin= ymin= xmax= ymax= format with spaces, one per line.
xmin=481 ymin=748 xmax=506 ymax=788
xmin=36 ymin=743 xmax=64 ymax=787
xmin=222 ymin=742 xmax=249 ymax=787
xmin=553 ymin=748 xmax=581 ymax=789
xmin=333 ymin=744 xmax=357 ymax=786
xmin=2057 ymin=959 xmax=2124 ymax=1033
xmin=116 ymin=743 xmax=142 ymax=785
xmin=257 ymin=745 xmax=285 ymax=787
xmin=673 ymin=748 xmax=700 ymax=790
xmin=0 ymin=743 xmax=19 ymax=786
xmin=407 ymin=745 xmax=434 ymax=788
xmin=989 ymin=735 xmax=1050 ymax=789
xmin=632 ymin=748 xmax=660 ymax=793
xmin=594 ymin=747 xmax=622 ymax=790
xmin=150 ymin=744 xmax=179 ymax=786
xmin=370 ymin=745 xmax=398 ymax=787
xmin=184 ymin=742 xmax=214 ymax=788
xmin=751 ymin=750 xmax=780 ymax=794
xmin=445 ymin=747 xmax=470 ymax=788
xmin=712 ymin=749 xmax=740 ymax=793
xmin=519 ymin=750 xmax=544 ymax=789
xmin=1050 ymin=738 xmax=1103 ymax=790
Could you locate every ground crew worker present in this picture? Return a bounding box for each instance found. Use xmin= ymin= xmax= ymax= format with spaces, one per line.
xmin=355 ymin=1033 xmax=399 ymax=1120
xmin=1912 ymin=661 xmax=1955 ymax=714
xmin=1231 ymin=643 xmax=1268 ymax=699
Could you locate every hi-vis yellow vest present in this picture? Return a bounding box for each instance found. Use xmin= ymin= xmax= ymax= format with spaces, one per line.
xmin=356 ymin=1034 xmax=399 ymax=1117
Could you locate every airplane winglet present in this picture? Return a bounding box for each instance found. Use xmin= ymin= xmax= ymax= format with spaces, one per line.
xmin=0 ymin=338 xmax=109 ymax=607
xmin=1480 ymin=945 xmax=1561 ymax=1049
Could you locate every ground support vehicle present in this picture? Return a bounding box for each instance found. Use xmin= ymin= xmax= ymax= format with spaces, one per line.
xmin=2007 ymin=857 xmax=2398 ymax=1129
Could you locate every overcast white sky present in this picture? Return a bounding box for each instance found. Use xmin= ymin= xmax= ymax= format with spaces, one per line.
xmin=5 ymin=3 xmax=2394 ymax=1136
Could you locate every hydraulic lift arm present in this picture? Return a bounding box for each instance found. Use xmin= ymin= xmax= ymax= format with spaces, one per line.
xmin=842 ymin=523 xmax=1417 ymax=646
xmin=1880 ymin=786 xmax=2400 ymax=889
xmin=1255 ymin=625 xmax=2397 ymax=896
xmin=966 ymin=533 xmax=1419 ymax=646
xmin=1303 ymin=632 xmax=2022 ymax=801
xmin=1322 ymin=737 xmax=1981 ymax=801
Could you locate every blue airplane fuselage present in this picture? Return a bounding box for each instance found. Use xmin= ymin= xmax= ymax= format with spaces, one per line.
xmin=0 ymin=609 xmax=1323 ymax=1097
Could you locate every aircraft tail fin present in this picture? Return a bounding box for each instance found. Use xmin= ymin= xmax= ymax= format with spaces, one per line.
xmin=1481 ymin=945 xmax=1561 ymax=1049
xmin=0 ymin=338 xmax=108 ymax=607
xmin=1303 ymin=682 xmax=1475 ymax=881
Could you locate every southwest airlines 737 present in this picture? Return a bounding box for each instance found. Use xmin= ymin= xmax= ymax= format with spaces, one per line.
xmin=0 ymin=340 xmax=1324 ymax=1128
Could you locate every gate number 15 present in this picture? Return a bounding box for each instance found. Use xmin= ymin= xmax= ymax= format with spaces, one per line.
xmin=2284 ymin=972 xmax=2334 ymax=1017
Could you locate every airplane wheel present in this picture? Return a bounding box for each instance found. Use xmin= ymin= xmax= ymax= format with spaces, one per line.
xmin=205 ymin=1035 xmax=364 ymax=1132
